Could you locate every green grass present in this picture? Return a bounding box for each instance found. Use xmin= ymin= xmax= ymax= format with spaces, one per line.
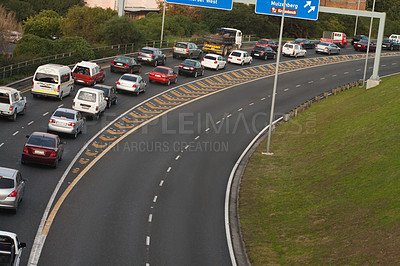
xmin=239 ymin=75 xmax=400 ymax=265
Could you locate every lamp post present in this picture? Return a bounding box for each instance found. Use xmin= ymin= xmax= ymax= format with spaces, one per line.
xmin=362 ymin=0 xmax=376 ymax=87
xmin=160 ymin=0 xmax=166 ymax=48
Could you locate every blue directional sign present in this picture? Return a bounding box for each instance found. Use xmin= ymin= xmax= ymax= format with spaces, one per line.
xmin=255 ymin=0 xmax=320 ymax=20
xmin=166 ymin=0 xmax=233 ymax=10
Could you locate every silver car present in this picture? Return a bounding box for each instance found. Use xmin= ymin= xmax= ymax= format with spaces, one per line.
xmin=0 ymin=167 xmax=25 ymax=213
xmin=47 ymin=108 xmax=84 ymax=139
xmin=315 ymin=42 xmax=340 ymax=55
xmin=116 ymin=74 xmax=147 ymax=96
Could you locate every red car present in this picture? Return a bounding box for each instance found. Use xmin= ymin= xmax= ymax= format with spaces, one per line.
xmin=255 ymin=39 xmax=279 ymax=51
xmin=72 ymin=61 xmax=105 ymax=86
xmin=354 ymin=40 xmax=376 ymax=52
xmin=21 ymin=132 xmax=64 ymax=168
xmin=149 ymin=66 xmax=178 ymax=86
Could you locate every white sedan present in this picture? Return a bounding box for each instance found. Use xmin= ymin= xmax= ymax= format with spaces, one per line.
xmin=282 ymin=43 xmax=307 ymax=58
xmin=201 ymin=54 xmax=226 ymax=70
xmin=228 ymin=50 xmax=252 ymax=65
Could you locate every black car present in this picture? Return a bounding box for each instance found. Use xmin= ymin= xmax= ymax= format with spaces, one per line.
xmin=251 ymin=45 xmax=276 ymax=60
xmin=382 ymin=39 xmax=400 ymax=51
xmin=137 ymin=47 xmax=166 ymax=66
xmin=93 ymin=84 xmax=118 ymax=108
xmin=294 ymin=38 xmax=315 ymax=49
xmin=178 ymin=59 xmax=204 ymax=77
xmin=351 ymin=35 xmax=368 ymax=46
xmin=110 ymin=56 xmax=141 ymax=74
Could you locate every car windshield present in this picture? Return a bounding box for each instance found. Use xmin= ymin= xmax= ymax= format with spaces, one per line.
xmin=34 ymin=73 xmax=59 ymax=84
xmin=121 ymin=75 xmax=137 ymax=82
xmin=0 ymin=92 xmax=10 ymax=104
xmin=53 ymin=111 xmax=75 ymax=120
xmin=27 ymin=135 xmax=56 ymax=148
xmin=0 ymin=177 xmax=14 ymax=189
xmin=114 ymin=57 xmax=130 ymax=63
xmin=77 ymin=91 xmax=96 ymax=102
xmin=230 ymin=52 xmax=242 ymax=57
xmin=204 ymin=55 xmax=217 ymax=60
xmin=153 ymin=67 xmax=169 ymax=74
xmin=140 ymin=49 xmax=154 ymax=54
xmin=175 ymin=43 xmax=187 ymax=48
xmin=182 ymin=60 xmax=197 ymax=66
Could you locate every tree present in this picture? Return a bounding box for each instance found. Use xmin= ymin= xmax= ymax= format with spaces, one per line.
xmin=2 ymin=0 xmax=35 ymax=22
xmin=23 ymin=10 xmax=63 ymax=39
xmin=13 ymin=34 xmax=54 ymax=57
xmin=62 ymin=6 xmax=117 ymax=44
xmin=0 ymin=5 xmax=22 ymax=54
xmin=22 ymin=0 xmax=85 ymax=15
xmin=101 ymin=16 xmax=144 ymax=45
xmin=156 ymin=0 xmax=203 ymax=23
xmin=56 ymin=37 xmax=94 ymax=61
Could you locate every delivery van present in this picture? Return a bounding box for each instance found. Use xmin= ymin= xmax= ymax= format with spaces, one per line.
xmin=0 ymin=87 xmax=27 ymax=121
xmin=32 ymin=64 xmax=74 ymax=100
xmin=72 ymin=87 xmax=107 ymax=120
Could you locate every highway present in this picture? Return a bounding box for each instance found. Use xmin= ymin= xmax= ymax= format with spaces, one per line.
xmin=0 ymin=46 xmax=399 ymax=265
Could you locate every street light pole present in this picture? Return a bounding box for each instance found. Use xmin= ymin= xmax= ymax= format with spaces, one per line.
xmin=354 ymin=0 xmax=361 ymax=36
xmin=362 ymin=0 xmax=376 ymax=87
xmin=160 ymin=0 xmax=166 ymax=49
xmin=265 ymin=0 xmax=286 ymax=155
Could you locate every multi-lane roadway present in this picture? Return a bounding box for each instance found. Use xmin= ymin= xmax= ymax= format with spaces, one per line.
xmin=0 ymin=46 xmax=399 ymax=265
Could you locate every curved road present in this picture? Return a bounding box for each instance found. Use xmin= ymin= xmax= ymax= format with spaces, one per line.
xmin=0 ymin=46 xmax=398 ymax=265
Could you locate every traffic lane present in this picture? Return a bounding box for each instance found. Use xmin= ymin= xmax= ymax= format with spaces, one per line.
xmin=36 ymin=56 xmax=400 ymax=265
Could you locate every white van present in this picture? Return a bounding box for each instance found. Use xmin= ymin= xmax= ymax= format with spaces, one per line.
xmin=32 ymin=64 xmax=74 ymax=100
xmin=72 ymin=87 xmax=107 ymax=120
xmin=0 ymin=87 xmax=27 ymax=121
xmin=389 ymin=34 xmax=400 ymax=44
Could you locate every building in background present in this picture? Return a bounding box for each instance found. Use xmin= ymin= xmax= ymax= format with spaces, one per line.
xmin=86 ymin=0 xmax=159 ymax=19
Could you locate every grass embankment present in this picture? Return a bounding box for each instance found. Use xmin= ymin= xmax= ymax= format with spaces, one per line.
xmin=239 ymin=75 xmax=400 ymax=265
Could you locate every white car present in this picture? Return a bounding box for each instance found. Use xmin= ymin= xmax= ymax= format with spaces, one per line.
xmin=0 ymin=87 xmax=27 ymax=121
xmin=72 ymin=87 xmax=107 ymax=120
xmin=0 ymin=230 xmax=26 ymax=266
xmin=228 ymin=50 xmax=252 ymax=65
xmin=201 ymin=54 xmax=226 ymax=70
xmin=282 ymin=43 xmax=307 ymax=57
xmin=389 ymin=34 xmax=400 ymax=44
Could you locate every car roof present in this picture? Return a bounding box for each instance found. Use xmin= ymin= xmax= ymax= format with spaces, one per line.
xmin=141 ymin=47 xmax=159 ymax=51
xmin=75 ymin=61 xmax=99 ymax=68
xmin=53 ymin=107 xmax=78 ymax=114
xmin=0 ymin=86 xmax=18 ymax=94
xmin=204 ymin=53 xmax=220 ymax=57
xmin=182 ymin=59 xmax=199 ymax=63
xmin=37 ymin=64 xmax=70 ymax=71
xmin=152 ymin=66 xmax=172 ymax=71
xmin=231 ymin=50 xmax=245 ymax=53
xmin=31 ymin=131 xmax=58 ymax=139
xmin=176 ymin=41 xmax=189 ymax=45
xmin=0 ymin=167 xmax=17 ymax=178
xmin=121 ymin=74 xmax=141 ymax=78
xmin=77 ymin=87 xmax=103 ymax=94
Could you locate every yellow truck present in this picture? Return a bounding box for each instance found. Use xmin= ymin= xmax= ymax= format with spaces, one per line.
xmin=203 ymin=28 xmax=242 ymax=56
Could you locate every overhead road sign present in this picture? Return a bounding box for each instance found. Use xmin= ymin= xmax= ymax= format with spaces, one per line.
xmin=166 ymin=0 xmax=233 ymax=10
xmin=255 ymin=0 xmax=320 ymax=20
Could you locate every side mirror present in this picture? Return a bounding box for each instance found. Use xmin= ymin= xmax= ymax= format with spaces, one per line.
xmin=19 ymin=242 xmax=26 ymax=249
xmin=26 ymin=135 xmax=29 ymax=138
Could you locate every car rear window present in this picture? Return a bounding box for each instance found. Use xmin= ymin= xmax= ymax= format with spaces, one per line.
xmin=27 ymin=135 xmax=56 ymax=148
xmin=258 ymin=40 xmax=268 ymax=44
xmin=230 ymin=52 xmax=242 ymax=57
xmin=153 ymin=67 xmax=169 ymax=74
xmin=285 ymin=44 xmax=294 ymax=49
xmin=319 ymin=42 xmax=329 ymax=46
xmin=77 ymin=91 xmax=96 ymax=102
xmin=175 ymin=43 xmax=187 ymax=48
xmin=73 ymin=66 xmax=90 ymax=76
xmin=34 ymin=73 xmax=59 ymax=84
xmin=204 ymin=55 xmax=217 ymax=60
xmin=0 ymin=177 xmax=14 ymax=189
xmin=53 ymin=111 xmax=75 ymax=120
xmin=114 ymin=57 xmax=130 ymax=63
xmin=0 ymin=92 xmax=10 ymax=104
xmin=140 ymin=49 xmax=154 ymax=54
xmin=121 ymin=75 xmax=137 ymax=82
xmin=253 ymin=46 xmax=265 ymax=52
xmin=182 ymin=60 xmax=197 ymax=66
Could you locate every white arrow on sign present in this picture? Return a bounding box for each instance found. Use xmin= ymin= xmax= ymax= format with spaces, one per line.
xmin=304 ymin=1 xmax=311 ymax=8
xmin=308 ymin=6 xmax=315 ymax=13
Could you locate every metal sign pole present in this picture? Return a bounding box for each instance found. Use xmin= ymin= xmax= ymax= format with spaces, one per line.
xmin=160 ymin=0 xmax=166 ymax=48
xmin=362 ymin=0 xmax=376 ymax=87
xmin=265 ymin=0 xmax=286 ymax=155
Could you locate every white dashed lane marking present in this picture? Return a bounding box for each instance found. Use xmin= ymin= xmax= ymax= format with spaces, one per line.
xmin=167 ymin=167 xmax=171 ymax=172
xmin=27 ymin=121 xmax=34 ymax=126
xmin=356 ymin=69 xmax=361 ymax=71
xmin=332 ymin=75 xmax=337 ymax=77
xmin=13 ymin=131 xmax=19 ymax=136
xmin=296 ymin=84 xmax=301 ymax=87
xmin=0 ymin=143 xmax=4 ymax=148
xmin=159 ymin=180 xmax=164 ymax=186
xmin=195 ymin=136 xmax=200 ymax=140
xmin=238 ymin=108 xmax=243 ymax=112
xmin=146 ymin=236 xmax=150 ymax=246
xmin=283 ymin=89 xmax=289 ymax=92
xmin=148 ymin=214 xmax=153 ymax=222
xmin=216 ymin=120 xmax=221 ymax=124
xmin=58 ymin=104 xmax=63 ymax=108
xmin=205 ymin=128 xmax=210 ymax=132
xmin=344 ymin=71 xmax=349 ymax=74
xmin=320 ymin=77 xmax=325 ymax=80
xmin=153 ymin=196 xmax=157 ymax=203
xmin=42 ymin=112 xmax=49 ymax=116
xmin=175 ymin=155 xmax=180 ymax=160
xmin=261 ymin=97 xmax=266 ymax=101
xmin=308 ymin=81 xmax=314 ymax=84
xmin=227 ymin=114 xmax=232 ymax=118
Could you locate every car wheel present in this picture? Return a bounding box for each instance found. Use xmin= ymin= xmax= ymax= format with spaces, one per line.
xmin=107 ymin=101 xmax=111 ymax=109
xmin=264 ymin=55 xmax=268 ymax=60
xmin=249 ymin=59 xmax=252 ymax=65
xmin=110 ymin=67 xmax=114 ymax=73
xmin=295 ymin=53 xmax=298 ymax=58
xmin=201 ymin=69 xmax=205 ymax=76
xmin=198 ymin=52 xmax=202 ymax=59
xmin=328 ymin=50 xmax=331 ymax=55
xmin=162 ymin=58 xmax=166 ymax=65
xmin=149 ymin=79 xmax=153 ymax=83
xmin=21 ymin=158 xmax=25 ymax=165
xmin=188 ymin=53 xmax=192 ymax=59
xmin=154 ymin=60 xmax=158 ymax=67
xmin=167 ymin=80 xmax=171 ymax=86
xmin=114 ymin=97 xmax=118 ymax=105
xmin=9 ymin=112 xmax=17 ymax=121
xmin=337 ymin=49 xmax=340 ymax=54
xmin=59 ymin=92 xmax=64 ymax=101
xmin=73 ymin=130 xmax=78 ymax=139
xmin=194 ymin=71 xmax=198 ymax=78
xmin=20 ymin=105 xmax=26 ymax=115
xmin=136 ymin=91 xmax=140 ymax=96
xmin=53 ymin=159 xmax=58 ymax=169
xmin=178 ymin=71 xmax=182 ymax=76
xmin=304 ymin=52 xmax=307 ymax=57
xmin=174 ymin=77 xmax=178 ymax=84
xmin=94 ymin=112 xmax=100 ymax=120
xmin=241 ymin=60 xmax=245 ymax=65
xmin=216 ymin=65 xmax=219 ymax=71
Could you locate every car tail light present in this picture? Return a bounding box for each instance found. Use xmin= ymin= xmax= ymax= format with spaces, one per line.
xmin=202 ymin=58 xmax=204 ymax=61
xmin=72 ymin=101 xmax=75 ymax=107
xmin=8 ymin=190 xmax=17 ymax=198
xmin=111 ymin=62 xmax=114 ymax=65
xmin=186 ymin=48 xmax=189 ymax=54
xmin=125 ymin=64 xmax=129 ymax=67
xmin=117 ymin=81 xmax=120 ymax=85
xmin=132 ymin=84 xmax=136 ymax=88
xmin=214 ymin=61 xmax=217 ymax=64
xmin=49 ymin=118 xmax=55 ymax=123
xmin=32 ymin=81 xmax=34 ymax=89
xmin=9 ymin=105 xmax=13 ymax=111
xmin=190 ymin=67 xmax=194 ymax=70
xmin=261 ymin=51 xmax=265 ymax=54
xmin=49 ymin=151 xmax=57 ymax=157
xmin=179 ymin=65 xmax=183 ymax=68
xmin=68 ymin=122 xmax=75 ymax=127
xmin=57 ymin=85 xmax=60 ymax=92
xmin=151 ymin=54 xmax=155 ymax=57
xmin=96 ymin=106 xmax=99 ymax=111
xmin=292 ymin=51 xmax=295 ymax=54
xmin=238 ymin=58 xmax=241 ymax=61
xmin=23 ymin=146 xmax=28 ymax=154
xmin=228 ymin=57 xmax=232 ymax=59
xmin=325 ymin=47 xmax=328 ymax=50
